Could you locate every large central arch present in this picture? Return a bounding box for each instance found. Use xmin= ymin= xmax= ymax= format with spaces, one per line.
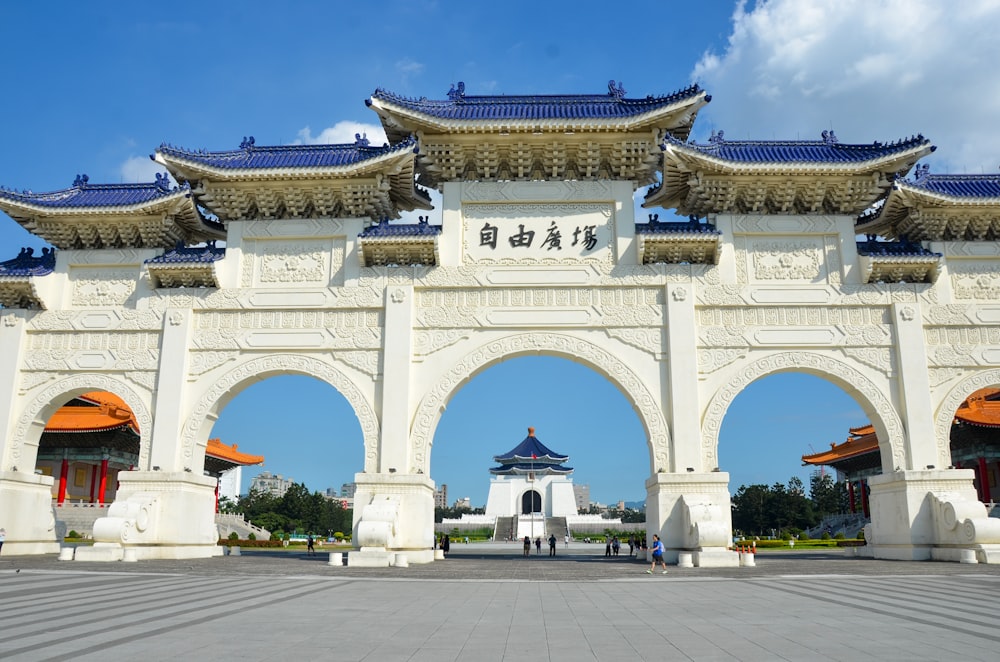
xmin=409 ymin=332 xmax=671 ymax=476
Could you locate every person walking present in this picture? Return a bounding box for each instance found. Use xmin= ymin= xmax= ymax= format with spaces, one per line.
xmin=548 ymin=534 xmax=556 ymax=556
xmin=605 ymin=538 xmax=611 ymax=557
xmin=535 ymin=537 xmax=542 ymax=555
xmin=646 ymin=533 xmax=668 ymax=574
xmin=442 ymin=534 xmax=451 ymax=556
xmin=564 ymin=533 xmax=569 ymax=548
xmin=306 ymin=534 xmax=315 ymax=556
xmin=523 ymin=535 xmax=531 ymax=557
xmin=612 ymin=536 xmax=620 ymax=556
xmin=628 ymin=535 xmax=635 ymax=557
xmin=0 ymin=527 xmax=5 ymax=556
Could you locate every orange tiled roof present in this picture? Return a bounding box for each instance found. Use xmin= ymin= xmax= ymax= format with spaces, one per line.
xmin=44 ymin=392 xmax=263 ymax=466
xmin=207 ymin=438 xmax=263 ymax=466
xmin=804 ymin=387 xmax=1000 ymax=465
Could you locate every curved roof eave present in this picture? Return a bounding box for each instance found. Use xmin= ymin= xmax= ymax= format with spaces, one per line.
xmin=662 ymin=142 xmax=932 ymax=176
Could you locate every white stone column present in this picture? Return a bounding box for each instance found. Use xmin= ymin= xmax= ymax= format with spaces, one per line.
xmin=890 ymin=301 xmax=940 ymax=470
xmin=379 ymin=285 xmax=413 ymax=473
xmin=646 ymin=471 xmax=738 ymax=567
xmin=148 ymin=309 xmax=195 ymax=472
xmin=0 ymin=311 xmax=60 ymax=554
xmin=665 ymin=283 xmax=701 ymax=472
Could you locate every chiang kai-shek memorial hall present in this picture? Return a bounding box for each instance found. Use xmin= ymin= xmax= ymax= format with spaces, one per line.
xmin=2 ymin=79 xmax=1000 ymax=566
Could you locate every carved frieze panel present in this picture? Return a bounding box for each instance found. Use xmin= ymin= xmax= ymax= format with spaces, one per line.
xmin=950 ymin=262 xmax=1000 ymax=300
xmin=732 ymin=215 xmax=840 ymax=234
xmin=697 ymin=306 xmax=890 ymax=329
xmin=28 ymin=309 xmax=162 ymax=332
xmin=70 ymin=268 xmax=138 ymax=307
xmin=332 ymin=350 xmax=380 ymax=378
xmin=462 ymin=180 xmax=615 ymax=202
xmin=256 ymin=241 xmax=330 ymax=285
xmin=243 ymin=218 xmax=345 ymax=238
xmin=188 ymin=351 xmax=241 ymax=377
xmin=462 ymin=203 xmax=614 ymax=265
xmin=605 ymin=328 xmax=665 ymax=357
xmin=750 ymin=239 xmax=824 ymax=282
xmin=190 ymin=310 xmax=382 ymax=350
xmin=925 ymin=325 xmax=1000 ymax=348
xmin=23 ymin=332 xmax=160 ymax=371
xmin=697 ymin=348 xmax=748 ymax=376
xmin=841 ymin=347 xmax=894 ymax=375
xmin=413 ymin=329 xmax=471 ymax=358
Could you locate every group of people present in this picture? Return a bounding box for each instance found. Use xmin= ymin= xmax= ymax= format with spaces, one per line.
xmin=521 ymin=534 xmax=560 ymax=556
xmin=603 ymin=535 xmax=643 ymax=558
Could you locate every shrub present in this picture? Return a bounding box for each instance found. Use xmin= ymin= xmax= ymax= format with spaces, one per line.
xmin=799 ymin=532 xmax=811 ymax=541
xmin=68 ymin=530 xmax=80 ymax=539
xmin=834 ymin=532 xmax=846 ymax=540
xmin=821 ymin=532 xmax=832 ymax=540
xmin=248 ymin=532 xmax=256 ymax=541
xmin=228 ymin=531 xmax=239 ymax=541
xmin=333 ymin=532 xmax=344 ymax=541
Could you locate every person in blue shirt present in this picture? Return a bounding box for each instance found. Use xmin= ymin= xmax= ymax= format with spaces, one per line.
xmin=646 ymin=533 xmax=668 ymax=574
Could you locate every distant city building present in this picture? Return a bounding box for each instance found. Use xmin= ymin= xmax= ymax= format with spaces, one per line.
xmin=453 ymin=496 xmax=471 ymax=510
xmin=250 ymin=471 xmax=294 ymax=498
xmin=573 ymin=484 xmax=590 ymax=511
xmin=616 ymin=500 xmax=626 ymax=511
xmin=434 ymin=483 xmax=448 ymax=508
xmin=341 ymin=482 xmax=357 ymax=498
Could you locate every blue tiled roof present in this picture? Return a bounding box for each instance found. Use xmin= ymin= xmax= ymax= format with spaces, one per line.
xmin=145 ymin=242 xmax=225 ymax=265
xmin=856 ymin=239 xmax=941 ymax=258
xmin=494 ymin=430 xmax=569 ymax=464
xmin=358 ymin=216 xmax=442 ymax=238
xmin=903 ymin=165 xmax=1000 ymax=197
xmin=0 ymin=173 xmax=187 ymax=208
xmin=635 ymin=214 xmax=721 ymax=235
xmin=489 ymin=462 xmax=574 ymax=475
xmin=0 ymin=247 xmax=56 ymax=277
xmin=157 ymin=135 xmax=419 ymax=170
xmin=368 ymin=81 xmax=707 ymax=121
xmin=664 ymin=131 xmax=933 ymax=164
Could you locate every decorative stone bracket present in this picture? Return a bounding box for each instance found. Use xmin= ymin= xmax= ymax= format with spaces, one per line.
xmin=929 ymin=492 xmax=1000 ymax=563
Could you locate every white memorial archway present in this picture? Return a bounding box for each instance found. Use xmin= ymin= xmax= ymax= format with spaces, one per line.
xmin=1 ymin=81 xmax=999 ymax=564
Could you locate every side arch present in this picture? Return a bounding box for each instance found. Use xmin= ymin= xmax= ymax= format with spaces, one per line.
xmin=701 ymin=351 xmax=906 ymax=472
xmin=409 ymin=332 xmax=671 ymax=475
xmin=933 ymin=368 xmax=1000 ymax=468
xmin=180 ymin=353 xmax=380 ymax=472
xmin=11 ymin=374 xmax=153 ymax=470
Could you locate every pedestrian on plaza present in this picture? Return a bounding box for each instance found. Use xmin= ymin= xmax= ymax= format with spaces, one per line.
xmin=564 ymin=534 xmax=569 ymax=547
xmin=0 ymin=527 xmax=5 ymax=556
xmin=307 ymin=534 xmax=315 ymax=556
xmin=605 ymin=538 xmax=611 ymax=557
xmin=535 ymin=537 xmax=542 ymax=555
xmin=548 ymin=534 xmax=556 ymax=556
xmin=628 ymin=535 xmax=635 ymax=557
xmin=523 ymin=535 xmax=531 ymax=557
xmin=646 ymin=534 xmax=668 ymax=574
xmin=612 ymin=536 xmax=620 ymax=556
xmin=442 ymin=534 xmax=451 ymax=556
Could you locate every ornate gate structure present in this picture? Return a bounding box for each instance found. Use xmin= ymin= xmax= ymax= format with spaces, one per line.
xmin=2 ymin=81 xmax=999 ymax=564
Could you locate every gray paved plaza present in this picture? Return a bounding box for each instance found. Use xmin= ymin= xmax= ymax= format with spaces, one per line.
xmin=2 ymin=544 xmax=999 ymax=661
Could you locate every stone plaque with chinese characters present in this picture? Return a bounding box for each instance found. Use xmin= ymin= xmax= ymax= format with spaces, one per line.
xmin=462 ymin=203 xmax=614 ymax=264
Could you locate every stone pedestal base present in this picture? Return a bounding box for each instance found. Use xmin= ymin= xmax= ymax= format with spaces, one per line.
xmin=0 ymin=470 xmax=60 ymax=555
xmin=348 ymin=549 xmax=394 ymax=567
xmin=351 ymin=472 xmax=436 ymax=564
xmin=693 ymin=549 xmax=741 ymax=568
xmin=646 ymin=471 xmax=734 ymax=567
xmin=82 ymin=471 xmax=222 ymax=561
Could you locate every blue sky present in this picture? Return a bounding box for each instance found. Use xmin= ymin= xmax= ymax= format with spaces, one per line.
xmin=3 ymin=1 xmax=999 ymax=505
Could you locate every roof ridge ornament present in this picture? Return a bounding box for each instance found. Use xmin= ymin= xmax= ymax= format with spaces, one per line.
xmin=447 ymin=81 xmax=466 ymax=101
xmin=354 ymin=132 xmax=370 ymax=147
xmin=822 ymin=129 xmax=839 ymax=144
xmin=608 ymin=80 xmax=626 ymax=99
xmin=73 ymin=174 xmax=89 ymax=188
xmin=154 ymin=172 xmax=172 ymax=192
xmin=913 ymin=162 xmax=931 ymax=184
xmin=709 ymin=130 xmax=725 ymax=144
xmin=239 ymin=136 xmax=255 ymax=151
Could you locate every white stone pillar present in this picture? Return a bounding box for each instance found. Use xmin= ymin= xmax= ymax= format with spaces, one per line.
xmin=379 ymin=285 xmax=413 ymax=473
xmin=890 ymin=301 xmax=940 ymax=470
xmin=665 ymin=283 xmax=701 ymax=472
xmin=147 ymin=309 xmax=194 ymax=472
xmin=0 ymin=310 xmax=26 ymax=471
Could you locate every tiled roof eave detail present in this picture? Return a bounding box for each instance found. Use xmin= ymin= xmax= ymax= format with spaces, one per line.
xmin=0 ymin=189 xmax=192 ymax=217
xmin=663 ymin=143 xmax=929 ymax=175
xmin=156 ymin=148 xmax=417 ymax=182
xmin=893 ymin=183 xmax=1000 ymax=207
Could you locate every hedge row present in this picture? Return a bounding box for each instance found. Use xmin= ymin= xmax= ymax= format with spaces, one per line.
xmin=217 ymin=539 xmax=284 ymax=548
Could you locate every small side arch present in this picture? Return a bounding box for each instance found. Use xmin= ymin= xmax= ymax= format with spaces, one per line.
xmin=409 ymin=332 xmax=671 ymax=475
xmin=180 ymin=353 xmax=379 ymax=472
xmin=702 ymin=351 xmax=906 ymax=472
xmin=933 ymin=368 xmax=1000 ymax=468
xmin=10 ymin=374 xmax=153 ymax=470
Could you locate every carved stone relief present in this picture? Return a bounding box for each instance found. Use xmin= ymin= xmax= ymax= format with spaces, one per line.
xmin=180 ymin=354 xmax=379 ymax=472
xmin=934 ymin=368 xmax=1000 ymax=467
xmin=71 ymin=268 xmax=138 ymax=307
xmin=258 ymin=242 xmax=329 ymax=284
xmin=950 ymin=263 xmax=1000 ymax=300
xmin=701 ymin=351 xmax=905 ymax=472
xmin=409 ymin=332 xmax=671 ymax=475
xmin=750 ymin=239 xmax=824 ymax=281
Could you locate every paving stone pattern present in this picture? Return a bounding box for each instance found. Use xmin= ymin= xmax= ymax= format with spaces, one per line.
xmin=1 ymin=547 xmax=998 ymax=661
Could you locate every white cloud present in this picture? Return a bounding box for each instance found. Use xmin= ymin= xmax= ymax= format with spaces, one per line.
xmin=395 ymin=57 xmax=425 ymax=76
xmin=121 ymin=155 xmax=172 ymax=184
xmin=692 ymin=0 xmax=1000 ymax=172
xmin=295 ymin=121 xmax=388 ymax=147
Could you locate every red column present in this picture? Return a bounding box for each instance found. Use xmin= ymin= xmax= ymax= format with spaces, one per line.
xmin=97 ymin=459 xmax=109 ymax=505
xmin=89 ymin=465 xmax=99 ymax=503
xmin=848 ymin=480 xmax=856 ymax=514
xmin=57 ymin=458 xmax=69 ymax=504
xmin=979 ymin=456 xmax=992 ymax=503
xmin=860 ymin=479 xmax=870 ymax=518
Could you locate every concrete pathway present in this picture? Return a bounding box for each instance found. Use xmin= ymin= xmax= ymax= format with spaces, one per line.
xmin=1 ymin=546 xmax=998 ymax=661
